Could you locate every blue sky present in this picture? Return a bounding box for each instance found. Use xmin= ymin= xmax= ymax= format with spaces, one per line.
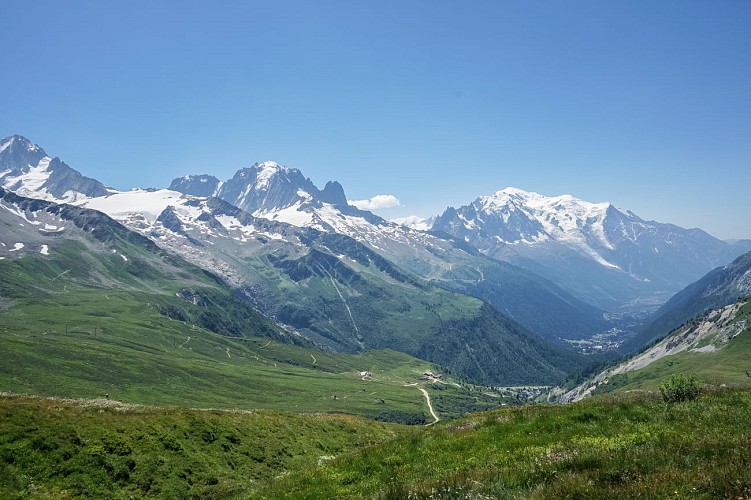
xmin=2 ymin=1 xmax=750 ymax=238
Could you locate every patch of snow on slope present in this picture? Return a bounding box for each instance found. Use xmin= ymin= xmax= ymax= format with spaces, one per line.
xmin=40 ymin=244 xmax=49 ymax=255
xmin=76 ymin=189 xmax=186 ymax=222
xmin=255 ymin=203 xmax=315 ymax=227
xmin=60 ymin=190 xmax=90 ymax=203
xmin=255 ymin=161 xmax=283 ymax=189
xmin=2 ymin=157 xmax=52 ymax=198
xmin=10 ymin=243 xmax=24 ymax=252
xmin=214 ymin=215 xmax=256 ymax=235
xmin=0 ymin=137 xmax=13 ymax=154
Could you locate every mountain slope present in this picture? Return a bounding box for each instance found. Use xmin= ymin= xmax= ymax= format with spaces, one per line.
xmin=0 ymin=187 xmax=293 ymax=344
xmin=1 ymin=188 xmax=515 ymax=420
xmin=6 ymin=389 xmax=751 ymax=499
xmin=564 ymin=298 xmax=751 ymax=401
xmin=170 ymin=164 xmax=608 ymax=342
xmin=263 ymin=387 xmax=751 ymax=498
xmin=622 ymin=250 xmax=751 ymax=353
xmin=73 ymin=188 xmax=583 ymax=385
xmin=432 ymin=187 xmax=751 ymax=311
xmin=0 ymin=135 xmax=109 ymax=202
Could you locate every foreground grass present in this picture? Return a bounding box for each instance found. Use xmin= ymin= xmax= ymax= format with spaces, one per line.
xmin=262 ymin=388 xmax=751 ymax=499
xmin=0 ymin=393 xmax=409 ymax=498
xmin=3 ymin=388 xmax=750 ymax=498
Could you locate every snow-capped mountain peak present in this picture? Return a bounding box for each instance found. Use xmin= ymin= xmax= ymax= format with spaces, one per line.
xmin=464 ymin=187 xmax=616 ymax=250
xmin=170 ymin=161 xmax=354 ymax=225
xmin=254 ymin=160 xmax=284 ymax=188
xmin=482 ymin=187 xmax=612 ymax=216
xmin=432 ymin=186 xmax=751 ymax=309
xmin=0 ymin=135 xmax=43 ymax=153
xmin=0 ymin=135 xmax=109 ymax=203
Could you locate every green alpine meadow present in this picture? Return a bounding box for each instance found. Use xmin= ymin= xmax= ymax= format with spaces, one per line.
xmin=3 ymin=387 xmax=751 ymax=498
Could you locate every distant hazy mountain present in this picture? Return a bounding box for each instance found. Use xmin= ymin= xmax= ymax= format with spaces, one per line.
xmin=391 ymin=215 xmax=435 ymax=231
xmin=0 ymin=135 xmax=109 ymax=202
xmin=169 ymin=165 xmax=608 ymax=342
xmin=432 ymin=187 xmax=751 ymax=311
xmin=622 ymin=249 xmax=751 ymax=353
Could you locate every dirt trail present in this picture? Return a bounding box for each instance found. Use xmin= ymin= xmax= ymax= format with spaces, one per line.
xmin=419 ymin=388 xmax=440 ymax=424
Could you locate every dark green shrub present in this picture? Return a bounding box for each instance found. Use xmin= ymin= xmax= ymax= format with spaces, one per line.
xmin=659 ymin=374 xmax=702 ymax=403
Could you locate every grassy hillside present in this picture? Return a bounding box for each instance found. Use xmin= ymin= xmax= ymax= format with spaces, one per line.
xmin=0 ymin=394 xmax=407 ymax=499
xmin=0 ymin=255 xmax=509 ymax=420
xmin=1 ymin=188 xmax=589 ymax=386
xmin=263 ymin=388 xmax=751 ymax=498
xmin=4 ymin=388 xmax=750 ymax=498
xmin=0 ymin=223 xmax=509 ymax=421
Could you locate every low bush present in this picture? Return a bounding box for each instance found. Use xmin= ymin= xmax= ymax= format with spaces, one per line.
xmin=659 ymin=374 xmax=702 ymax=403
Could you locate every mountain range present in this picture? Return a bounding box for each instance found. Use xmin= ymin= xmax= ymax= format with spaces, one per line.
xmin=0 ymin=136 xmax=591 ymax=385
xmin=169 ymin=161 xmax=608 ymax=342
xmin=2 ymin=133 xmax=749 ymax=386
xmin=430 ymin=187 xmax=751 ymax=311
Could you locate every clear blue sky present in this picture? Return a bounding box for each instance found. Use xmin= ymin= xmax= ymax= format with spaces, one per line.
xmin=2 ymin=1 xmax=750 ymax=238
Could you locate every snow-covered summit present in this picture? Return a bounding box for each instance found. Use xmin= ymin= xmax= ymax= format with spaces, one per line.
xmin=253 ymin=161 xmax=285 ymax=189
xmin=484 ymin=187 xmax=611 ymax=213
xmin=473 ymin=187 xmax=615 ymax=250
xmin=0 ymin=135 xmax=109 ymax=203
xmin=432 ymin=186 xmax=751 ymax=309
xmin=170 ymin=161 xmax=350 ymax=222
xmin=0 ymin=135 xmax=41 ymax=155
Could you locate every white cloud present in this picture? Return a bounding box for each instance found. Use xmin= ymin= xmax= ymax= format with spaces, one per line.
xmin=349 ymin=194 xmax=401 ymax=210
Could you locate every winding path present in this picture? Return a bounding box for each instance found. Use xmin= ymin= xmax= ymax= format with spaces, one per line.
xmin=402 ymin=383 xmax=439 ymax=422
xmin=419 ymin=388 xmax=440 ymax=425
